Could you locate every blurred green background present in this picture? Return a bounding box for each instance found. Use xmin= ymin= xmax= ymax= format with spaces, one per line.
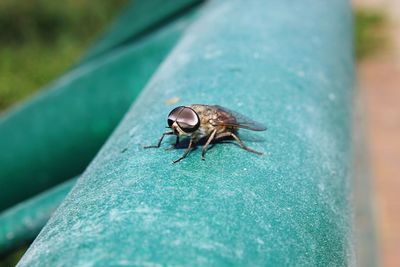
xmin=0 ymin=0 xmax=128 ymax=112
xmin=0 ymin=1 xmax=387 ymax=266
xmin=0 ymin=3 xmax=386 ymax=113
xmin=355 ymin=8 xmax=386 ymax=60
xmin=0 ymin=1 xmax=127 ymax=266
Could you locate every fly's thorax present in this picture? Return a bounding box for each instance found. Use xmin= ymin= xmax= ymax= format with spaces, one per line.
xmin=189 ymin=104 xmax=217 ymax=126
xmin=189 ymin=126 xmax=206 ymax=141
xmin=189 ymin=104 xmax=229 ymax=139
xmin=189 ymin=105 xmax=215 ymax=119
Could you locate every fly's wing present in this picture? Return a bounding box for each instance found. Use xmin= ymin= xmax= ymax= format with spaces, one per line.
xmin=212 ymin=105 xmax=267 ymax=131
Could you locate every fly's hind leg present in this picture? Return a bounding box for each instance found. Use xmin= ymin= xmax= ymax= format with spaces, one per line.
xmin=173 ymin=138 xmax=194 ymax=164
xmin=201 ymin=129 xmax=217 ymax=160
xmin=215 ymin=132 xmax=263 ymax=155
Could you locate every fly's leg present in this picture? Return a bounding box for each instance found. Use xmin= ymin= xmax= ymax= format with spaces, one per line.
xmin=201 ymin=129 xmax=217 ymax=160
xmin=175 ymin=136 xmax=180 ymax=146
xmin=165 ymin=136 xmax=180 ymax=151
xmin=144 ymin=132 xmax=173 ymax=148
xmin=173 ymin=138 xmax=194 ymax=164
xmin=216 ymin=132 xmax=263 ymax=155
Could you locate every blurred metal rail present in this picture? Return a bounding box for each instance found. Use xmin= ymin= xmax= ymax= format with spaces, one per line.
xmin=0 ymin=178 xmax=77 ymax=256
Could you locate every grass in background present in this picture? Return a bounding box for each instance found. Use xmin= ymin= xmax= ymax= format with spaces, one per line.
xmin=0 ymin=245 xmax=29 ymax=267
xmin=355 ymin=9 xmax=387 ymax=60
xmin=0 ymin=1 xmax=127 ymax=266
xmin=0 ymin=0 xmax=128 ymax=112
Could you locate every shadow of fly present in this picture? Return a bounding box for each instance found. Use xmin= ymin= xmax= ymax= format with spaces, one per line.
xmin=145 ymin=104 xmax=266 ymax=163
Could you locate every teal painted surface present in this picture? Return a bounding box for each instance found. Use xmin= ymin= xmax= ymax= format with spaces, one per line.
xmin=80 ymin=0 xmax=203 ymax=63
xmin=0 ymin=178 xmax=76 ymax=255
xmin=18 ymin=0 xmax=354 ymax=266
xmin=0 ymin=13 xmax=195 ymax=211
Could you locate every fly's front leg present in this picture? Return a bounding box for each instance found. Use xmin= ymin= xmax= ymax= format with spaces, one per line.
xmin=201 ymin=129 xmax=217 ymax=160
xmin=144 ymin=132 xmax=173 ymax=148
xmin=173 ymin=138 xmax=194 ymax=164
xmin=175 ymin=136 xmax=180 ymax=146
xmin=216 ymin=132 xmax=263 ymax=155
xmin=165 ymin=136 xmax=180 ymax=151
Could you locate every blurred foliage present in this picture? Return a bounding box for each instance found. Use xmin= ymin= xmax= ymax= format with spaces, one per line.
xmin=0 ymin=0 xmax=126 ymax=263
xmin=355 ymin=9 xmax=387 ymax=60
xmin=0 ymin=244 xmax=29 ymax=267
xmin=0 ymin=0 xmax=128 ymax=112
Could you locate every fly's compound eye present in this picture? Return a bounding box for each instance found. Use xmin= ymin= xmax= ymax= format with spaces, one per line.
xmin=176 ymin=107 xmax=200 ymax=133
xmin=167 ymin=106 xmax=184 ymax=128
xmin=167 ymin=106 xmax=200 ymax=133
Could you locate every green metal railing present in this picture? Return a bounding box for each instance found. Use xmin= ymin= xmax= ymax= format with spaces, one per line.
xmin=0 ymin=178 xmax=76 ymax=256
xmin=13 ymin=0 xmax=354 ymax=265
xmin=79 ymin=0 xmax=203 ymax=63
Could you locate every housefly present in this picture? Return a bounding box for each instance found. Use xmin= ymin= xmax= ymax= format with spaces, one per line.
xmin=145 ymin=104 xmax=266 ymax=163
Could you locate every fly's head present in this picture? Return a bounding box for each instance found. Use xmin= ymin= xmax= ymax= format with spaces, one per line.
xmin=167 ymin=106 xmax=200 ymax=137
